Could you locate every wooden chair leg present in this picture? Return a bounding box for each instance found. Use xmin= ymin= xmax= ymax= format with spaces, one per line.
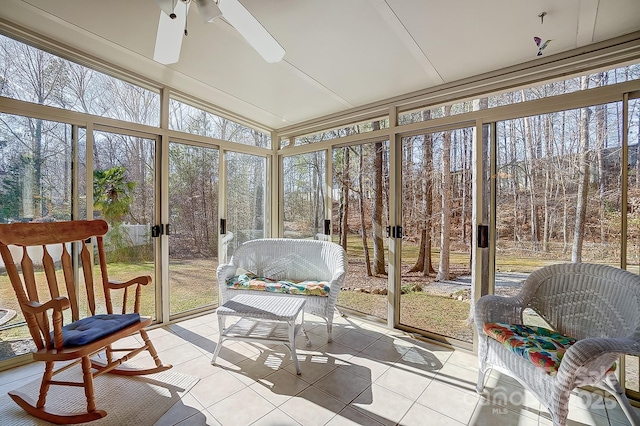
xmin=105 ymin=344 xmax=114 ymax=364
xmin=139 ymin=329 xmax=164 ymax=368
xmin=95 ymin=329 xmax=172 ymax=376
xmin=81 ymin=356 xmax=97 ymax=413
xmin=36 ymin=360 xmax=54 ymax=408
xmin=9 ymin=357 xmax=107 ymax=424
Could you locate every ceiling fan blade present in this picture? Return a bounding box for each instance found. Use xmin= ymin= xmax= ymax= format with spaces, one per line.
xmin=218 ymin=0 xmax=285 ymax=63
xmin=153 ymin=1 xmax=188 ymax=64
xmin=154 ymin=0 xmax=177 ymax=17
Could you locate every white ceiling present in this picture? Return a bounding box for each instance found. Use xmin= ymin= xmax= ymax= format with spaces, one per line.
xmin=2 ymin=0 xmax=640 ymax=130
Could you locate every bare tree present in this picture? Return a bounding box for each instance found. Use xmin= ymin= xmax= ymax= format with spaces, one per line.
xmin=372 ymin=124 xmax=386 ymax=275
xmin=358 ymin=145 xmax=372 ymax=275
xmin=436 ymin=105 xmax=452 ymax=281
xmin=572 ymin=76 xmax=591 ymax=263
xmin=410 ymin=111 xmax=435 ymax=274
xmin=2 ymin=39 xmax=67 ymax=218
xmin=341 ymin=146 xmax=350 ymax=249
xmin=594 ymin=73 xmax=608 ymax=245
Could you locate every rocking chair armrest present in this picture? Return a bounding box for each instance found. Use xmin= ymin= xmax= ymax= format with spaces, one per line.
xmin=23 ymin=297 xmax=70 ymax=314
xmin=107 ymin=275 xmax=152 ymax=290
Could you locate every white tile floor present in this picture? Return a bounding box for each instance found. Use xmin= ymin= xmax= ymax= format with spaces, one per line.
xmin=1 ymin=312 xmax=639 ymax=425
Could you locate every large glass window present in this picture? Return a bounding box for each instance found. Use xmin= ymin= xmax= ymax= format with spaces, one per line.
xmin=0 ymin=113 xmax=73 ymax=361
xmin=169 ymin=99 xmax=271 ymax=148
xmin=224 ymin=152 xmax=267 ymax=258
xmin=399 ymin=64 xmax=640 ymax=125
xmin=282 ymin=152 xmax=326 ymax=239
xmin=495 ymin=100 xmax=623 ymax=269
xmin=0 ymin=35 xmax=159 ymax=126
xmin=291 ymin=117 xmax=389 ymax=148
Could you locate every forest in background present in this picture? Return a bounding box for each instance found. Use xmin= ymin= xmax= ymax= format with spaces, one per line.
xmin=284 ymin=66 xmax=640 ymax=285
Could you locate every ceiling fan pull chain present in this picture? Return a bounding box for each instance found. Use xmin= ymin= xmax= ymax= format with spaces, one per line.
xmin=184 ymin=4 xmax=189 ymax=36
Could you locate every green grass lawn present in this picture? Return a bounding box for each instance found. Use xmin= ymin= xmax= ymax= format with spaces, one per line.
xmin=338 ymin=290 xmax=473 ymax=341
xmin=0 ymin=258 xmax=218 ymax=342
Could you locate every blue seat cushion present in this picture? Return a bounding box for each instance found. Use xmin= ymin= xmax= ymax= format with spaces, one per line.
xmin=57 ymin=313 xmax=141 ymax=347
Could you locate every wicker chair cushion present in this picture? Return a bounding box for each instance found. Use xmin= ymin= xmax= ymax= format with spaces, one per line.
xmin=484 ymin=322 xmax=577 ymax=375
xmin=226 ymin=272 xmax=330 ymax=297
xmin=58 ymin=313 xmax=141 ymax=347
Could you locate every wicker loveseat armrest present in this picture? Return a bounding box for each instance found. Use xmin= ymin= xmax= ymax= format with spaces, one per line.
xmin=475 ymin=294 xmax=525 ymax=331
xmin=217 ymin=263 xmax=237 ymax=282
xmin=328 ymin=258 xmax=347 ymax=292
xmin=558 ymin=336 xmax=640 ymax=380
xmin=330 ymin=266 xmax=346 ymax=283
xmin=216 ymin=263 xmax=237 ymax=301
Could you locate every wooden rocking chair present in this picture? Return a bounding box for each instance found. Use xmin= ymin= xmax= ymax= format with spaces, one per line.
xmin=0 ymin=220 xmax=171 ymax=424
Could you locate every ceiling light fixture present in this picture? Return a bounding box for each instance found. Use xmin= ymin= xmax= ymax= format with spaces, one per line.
xmin=154 ymin=0 xmax=221 ymax=23
xmin=154 ymin=0 xmax=179 ymax=19
xmin=194 ymin=0 xmax=222 ymax=23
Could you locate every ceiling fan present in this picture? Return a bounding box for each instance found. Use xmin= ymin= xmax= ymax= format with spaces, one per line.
xmin=153 ymin=0 xmax=285 ymax=65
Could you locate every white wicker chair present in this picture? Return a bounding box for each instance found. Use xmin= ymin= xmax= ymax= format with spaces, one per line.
xmin=476 ymin=263 xmax=640 ymax=426
xmin=216 ymin=238 xmax=347 ymax=342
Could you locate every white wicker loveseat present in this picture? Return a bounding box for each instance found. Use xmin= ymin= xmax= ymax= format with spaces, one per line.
xmin=476 ymin=263 xmax=640 ymax=426
xmin=216 ymin=238 xmax=347 ymax=342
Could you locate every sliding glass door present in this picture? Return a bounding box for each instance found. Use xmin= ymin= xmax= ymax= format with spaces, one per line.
xmin=332 ymin=141 xmax=390 ymax=321
xmin=168 ymin=142 xmax=219 ymax=317
xmin=399 ymin=128 xmax=475 ymax=343
xmin=625 ymin=97 xmax=640 ymax=399
xmin=92 ymin=130 xmax=157 ymax=319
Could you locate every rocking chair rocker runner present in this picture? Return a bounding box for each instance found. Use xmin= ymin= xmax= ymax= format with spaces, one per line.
xmin=0 ymin=220 xmax=171 ymax=424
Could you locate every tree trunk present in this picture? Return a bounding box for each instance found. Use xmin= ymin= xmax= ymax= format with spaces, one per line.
xmin=560 ymin=111 xmax=569 ymax=253
xmin=436 ymin=105 xmax=452 ymax=281
xmin=372 ymin=125 xmax=386 ymax=275
xmin=572 ymin=76 xmax=591 ymax=263
xmin=410 ymin=111 xmax=435 ymax=274
xmin=637 ymin=106 xmax=640 ymax=190
xmin=509 ymin=120 xmax=520 ymax=243
xmin=358 ymin=145 xmax=372 ymax=276
xmin=521 ymin=91 xmax=539 ymax=249
xmin=341 ymin=146 xmax=350 ymax=249
xmin=542 ymin=116 xmax=552 ymax=252
xmin=595 ymin=73 xmax=607 ymax=245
